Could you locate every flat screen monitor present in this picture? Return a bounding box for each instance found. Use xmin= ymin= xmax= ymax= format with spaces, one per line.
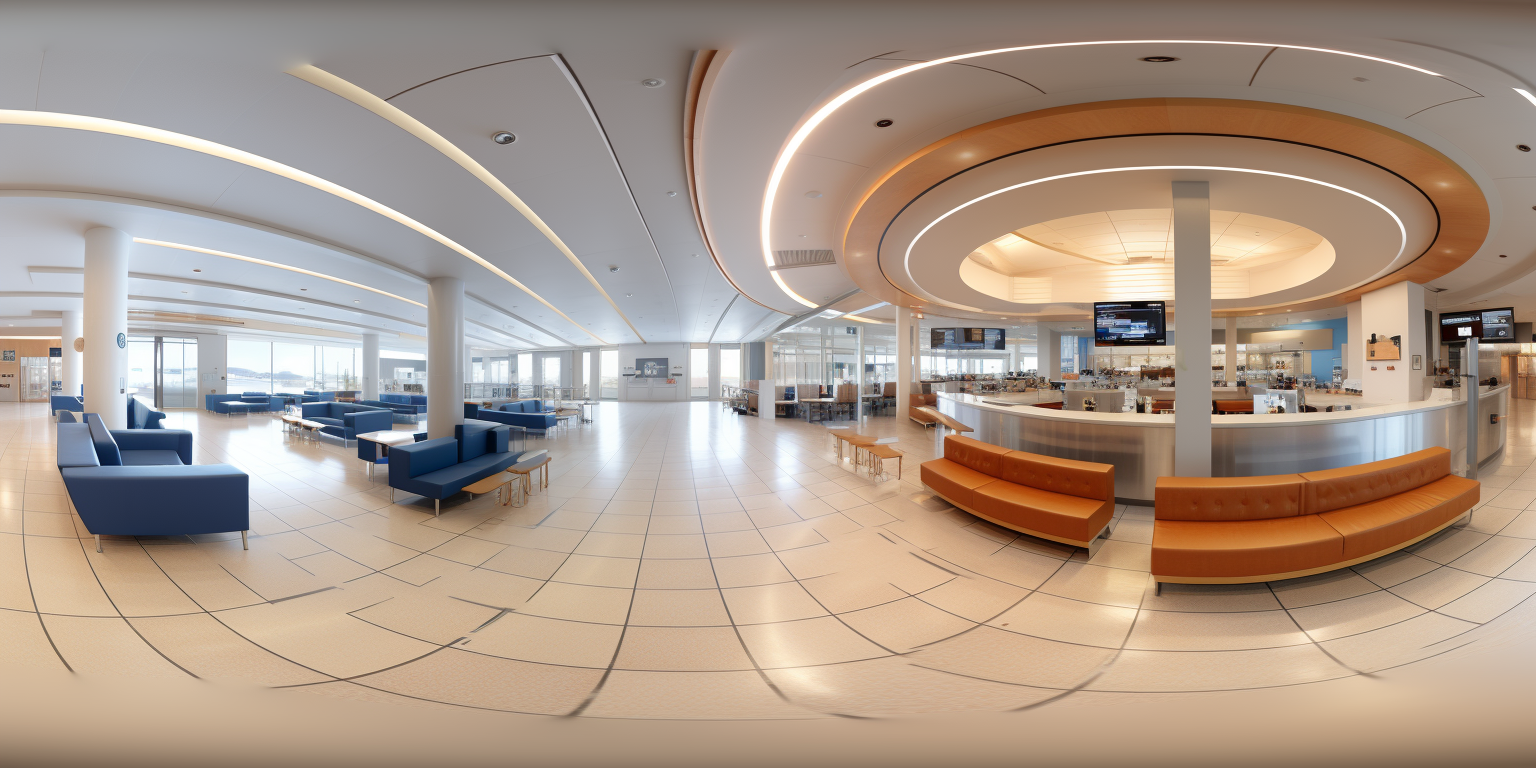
xmin=1440 ymin=307 xmax=1515 ymax=342
xmin=930 ymin=328 xmax=1005 ymax=351
xmin=1094 ymin=301 xmax=1167 ymax=346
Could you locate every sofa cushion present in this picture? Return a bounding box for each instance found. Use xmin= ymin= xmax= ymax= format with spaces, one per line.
xmin=919 ymin=458 xmax=996 ymax=509
xmin=1154 ymin=475 xmax=1306 ymax=522
xmin=1152 ymin=516 xmax=1344 ymax=579
xmin=85 ymin=414 xmax=123 ymax=466
xmin=943 ymin=435 xmax=1010 ymax=477
xmin=1319 ymin=481 xmax=1476 ymax=560
xmin=309 ymin=416 xmax=343 ymax=428
xmin=457 ymin=422 xmax=491 ymax=462
xmin=1300 ymin=448 xmax=1451 ymax=515
xmin=998 ymin=451 xmax=1114 ymax=502
xmin=971 ymin=479 xmax=1112 ymax=544
xmin=121 ymin=450 xmax=186 ymax=466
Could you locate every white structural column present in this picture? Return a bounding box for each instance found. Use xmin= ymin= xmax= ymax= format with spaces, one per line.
xmin=83 ymin=227 xmax=129 ymax=428
xmin=1043 ymin=327 xmax=1062 ymax=382
xmin=1346 ymin=300 xmax=1365 ymax=383
xmin=1224 ymin=316 xmax=1238 ymax=383
xmin=1359 ymin=282 xmax=1425 ymax=404
xmin=426 ymin=277 xmax=465 ymax=439
xmin=758 ymin=340 xmax=774 ymax=421
xmin=61 ymin=309 xmax=83 ymax=397
xmin=895 ymin=307 xmax=913 ymax=420
xmin=361 ymin=333 xmax=380 ymax=401
xmin=855 ymin=324 xmax=866 ymax=422
xmin=1173 ymin=181 xmax=1213 ymax=477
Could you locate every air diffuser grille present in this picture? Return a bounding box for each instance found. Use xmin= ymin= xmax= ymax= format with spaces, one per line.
xmin=770 ymin=249 xmax=836 ymax=270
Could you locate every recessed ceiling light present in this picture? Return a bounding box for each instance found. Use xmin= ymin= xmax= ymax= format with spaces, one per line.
xmin=874 ymin=119 xmax=894 ymax=128
xmin=625 ymin=293 xmax=633 ymax=297
xmin=181 ymin=290 xmax=188 ymax=294
xmin=1500 ymin=254 xmax=1509 ymax=258
xmin=491 ymin=131 xmax=516 ymax=145
xmin=1140 ymin=55 xmax=1180 ymax=63
xmin=1520 ymin=145 xmax=1532 ymax=153
xmin=692 ymin=253 xmax=700 ymax=257
xmin=300 ymin=288 xmax=307 ymax=291
xmin=609 ymin=266 xmax=619 ymax=273
xmin=354 ymin=299 xmax=360 ymax=303
xmin=1352 ymin=76 xmax=1369 ymax=82
xmin=641 ymin=78 xmax=664 ymax=88
xmin=192 ymin=268 xmax=202 ymax=273
xmin=804 ymin=191 xmax=822 ymax=198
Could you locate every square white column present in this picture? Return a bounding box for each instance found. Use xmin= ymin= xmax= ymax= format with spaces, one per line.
xmin=1173 ymin=181 xmax=1212 ymax=477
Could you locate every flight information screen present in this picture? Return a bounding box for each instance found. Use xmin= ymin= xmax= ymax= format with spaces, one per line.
xmin=1094 ymin=301 xmax=1167 ymax=346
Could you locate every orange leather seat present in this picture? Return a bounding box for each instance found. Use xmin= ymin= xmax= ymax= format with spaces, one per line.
xmin=920 ymin=435 xmax=1115 ymax=549
xmin=909 ymin=393 xmax=939 ymax=424
xmin=1151 ymin=447 xmax=1477 ymax=587
xmin=1151 ymin=516 xmax=1344 ymax=579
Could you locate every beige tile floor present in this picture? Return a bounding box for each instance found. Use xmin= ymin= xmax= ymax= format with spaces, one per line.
xmin=3 ymin=399 xmax=1535 ymax=720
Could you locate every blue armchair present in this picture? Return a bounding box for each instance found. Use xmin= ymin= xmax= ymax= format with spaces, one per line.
xmin=300 ymin=401 xmax=392 ymax=441
xmin=59 ymin=414 xmax=247 ymax=552
xmin=52 ymin=395 xmax=84 ymax=420
xmin=474 ymin=400 xmax=558 ymax=433
xmin=304 ymin=390 xmax=336 ymax=402
xmin=127 ymin=397 xmax=167 ymax=429
xmin=387 ymin=421 xmax=523 ymax=515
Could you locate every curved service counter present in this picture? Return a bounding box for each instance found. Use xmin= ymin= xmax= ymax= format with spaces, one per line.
xmin=937 ymin=386 xmax=1509 ymax=503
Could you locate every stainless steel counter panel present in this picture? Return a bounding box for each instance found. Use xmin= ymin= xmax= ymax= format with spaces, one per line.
xmin=938 ymin=387 xmax=1508 ymax=503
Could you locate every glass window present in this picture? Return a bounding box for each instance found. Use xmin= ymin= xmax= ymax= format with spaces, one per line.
xmin=690 ymin=348 xmax=709 ymax=398
xmin=719 ymin=346 xmax=741 ymax=393
xmin=273 ymin=342 xmax=315 ymax=393
xmin=542 ymin=355 xmax=561 ymax=390
xmin=517 ymin=353 xmax=534 ymax=387
xmin=600 ymin=349 xmax=618 ymax=399
xmin=320 ymin=346 xmax=358 ymax=391
xmin=125 ymin=337 xmax=155 ymax=398
xmin=228 ymin=339 xmax=272 ymax=393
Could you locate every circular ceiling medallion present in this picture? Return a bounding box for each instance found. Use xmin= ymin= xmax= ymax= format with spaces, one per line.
xmin=841 ymin=98 xmax=1490 ymax=320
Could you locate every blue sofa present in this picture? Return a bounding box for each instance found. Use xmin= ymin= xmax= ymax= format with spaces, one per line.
xmin=305 ymin=390 xmax=336 ymax=402
xmin=388 ymin=421 xmax=525 ymax=514
xmin=471 ymin=399 xmax=558 ymax=433
xmin=51 ymin=395 xmax=84 ymax=419
xmin=300 ymin=401 xmax=392 ymax=441
xmin=58 ymin=414 xmax=248 ymax=552
xmin=359 ymin=393 xmax=427 ymax=419
xmin=204 ymin=393 xmax=243 ymax=411
xmin=127 ymin=397 xmax=167 ymax=429
xmin=274 ymin=391 xmax=313 ymax=405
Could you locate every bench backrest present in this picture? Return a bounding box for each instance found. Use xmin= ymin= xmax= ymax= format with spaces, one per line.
xmin=1155 ymin=475 xmax=1306 ymax=521
xmin=391 ymin=437 xmax=458 ymax=479
xmin=1300 ymin=448 xmax=1451 ymax=515
xmin=56 ymin=422 xmax=102 ymax=468
xmin=943 ymin=435 xmax=1010 ymax=476
xmin=999 ymin=451 xmax=1114 ymax=502
xmin=84 ymin=414 xmax=123 ymax=466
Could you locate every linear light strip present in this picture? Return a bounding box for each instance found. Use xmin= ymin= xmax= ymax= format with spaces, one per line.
xmin=902 ymin=165 xmax=1407 ymax=307
xmin=762 ymin=39 xmax=1442 ymax=307
xmin=1516 ymin=88 xmax=1536 ymax=108
xmin=135 ymin=238 xmax=427 ymax=307
xmin=0 ymin=108 xmax=609 ymax=345
xmin=287 ymin=65 xmax=644 ymax=342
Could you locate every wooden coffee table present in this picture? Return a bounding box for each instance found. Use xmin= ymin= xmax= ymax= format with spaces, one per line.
xmin=463 ymin=472 xmax=516 ymax=505
xmin=297 ymin=419 xmax=328 ymax=442
xmin=506 ymin=454 xmax=551 ymax=507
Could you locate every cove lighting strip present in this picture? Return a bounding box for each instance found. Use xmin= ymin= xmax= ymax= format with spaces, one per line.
xmin=902 ymin=166 xmax=1407 ymax=309
xmin=134 ymin=238 xmax=426 ymax=307
xmin=762 ymin=40 xmax=1442 ymax=308
xmin=1516 ymin=88 xmax=1536 ymax=108
xmin=288 ymin=65 xmax=644 ymax=342
xmin=0 ymin=108 xmax=609 ymax=345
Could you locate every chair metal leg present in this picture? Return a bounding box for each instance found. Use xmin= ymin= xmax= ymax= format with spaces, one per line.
xmin=95 ymin=534 xmax=101 ymax=553
xmin=241 ymin=530 xmax=249 ymax=550
xmin=434 ymin=498 xmax=440 ymax=516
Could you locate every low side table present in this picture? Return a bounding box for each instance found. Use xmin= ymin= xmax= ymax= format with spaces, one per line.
xmin=356 ymin=430 xmax=417 ymax=479
xmin=507 ymin=454 xmax=551 ymax=507
xmin=463 ymin=472 xmax=515 ymax=505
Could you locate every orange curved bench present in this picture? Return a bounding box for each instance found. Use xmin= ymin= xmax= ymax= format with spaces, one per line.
xmin=920 ymin=435 xmax=1115 ymax=554
xmin=1151 ymin=447 xmax=1479 ymax=591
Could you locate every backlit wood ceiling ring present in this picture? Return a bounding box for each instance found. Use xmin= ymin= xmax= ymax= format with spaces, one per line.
xmin=841 ymin=98 xmax=1490 ymax=318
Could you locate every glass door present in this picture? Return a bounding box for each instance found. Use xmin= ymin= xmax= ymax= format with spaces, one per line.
xmin=20 ymin=358 xmax=51 ymax=401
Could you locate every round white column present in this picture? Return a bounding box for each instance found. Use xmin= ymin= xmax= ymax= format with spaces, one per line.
xmin=362 ymin=332 xmax=380 ymax=401
xmin=895 ymin=307 xmax=912 ymax=420
xmin=426 ymin=277 xmax=464 ymax=439
xmin=83 ymin=227 xmax=128 ymax=428
xmin=61 ymin=309 xmax=83 ymax=397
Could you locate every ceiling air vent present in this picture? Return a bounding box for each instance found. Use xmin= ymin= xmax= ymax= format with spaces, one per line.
xmin=770 ymin=249 xmax=836 ymax=270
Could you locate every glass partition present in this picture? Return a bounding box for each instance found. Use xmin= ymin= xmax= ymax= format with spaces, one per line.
xmin=690 ymin=347 xmax=709 ymax=398
xmin=719 ymin=346 xmax=741 ymax=394
xmin=600 ymin=349 xmax=618 ymax=399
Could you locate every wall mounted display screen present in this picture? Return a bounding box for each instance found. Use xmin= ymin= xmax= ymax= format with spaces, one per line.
xmin=1094 ymin=301 xmax=1167 ymax=346
xmin=930 ymin=328 xmax=1005 ymax=350
xmin=1439 ymin=307 xmax=1515 ymax=342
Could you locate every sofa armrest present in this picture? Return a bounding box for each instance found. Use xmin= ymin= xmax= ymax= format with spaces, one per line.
xmin=111 ymin=429 xmax=194 ymax=465
xmin=61 ymin=465 xmax=248 ymax=536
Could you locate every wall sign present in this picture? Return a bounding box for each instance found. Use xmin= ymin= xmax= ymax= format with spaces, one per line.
xmin=116 ymin=333 xmax=126 ymax=349
xmin=1 ymin=350 xmax=13 ymax=362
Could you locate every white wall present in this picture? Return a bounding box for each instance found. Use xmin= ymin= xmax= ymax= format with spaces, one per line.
xmin=195 ymin=333 xmax=227 ymax=396
xmin=617 ymin=343 xmax=689 ymax=401
xmin=1360 ymin=282 xmax=1425 ymax=404
xmin=1346 ymin=301 xmax=1364 ymax=381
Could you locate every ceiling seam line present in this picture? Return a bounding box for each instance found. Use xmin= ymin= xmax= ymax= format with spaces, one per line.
xmin=465 ymin=292 xmax=576 ymax=347
xmin=281 ymin=66 xmax=617 ymax=344
xmin=550 ymin=53 xmax=677 ymax=343
xmin=383 ymin=54 xmax=557 ymax=101
xmin=707 ymin=294 xmax=739 ymax=343
xmin=1402 ymin=95 xmax=1483 ymax=119
xmin=1248 ymin=47 xmax=1278 ymax=87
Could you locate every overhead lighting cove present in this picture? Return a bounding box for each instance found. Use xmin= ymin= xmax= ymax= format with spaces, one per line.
xmin=760 ymin=39 xmax=1442 ymax=308
xmin=901 ymin=166 xmax=1408 ymax=307
xmin=0 ymin=107 xmax=610 ymax=345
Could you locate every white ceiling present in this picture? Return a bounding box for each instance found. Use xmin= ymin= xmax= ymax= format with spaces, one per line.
xmin=5 ymin=3 xmax=1536 ymax=341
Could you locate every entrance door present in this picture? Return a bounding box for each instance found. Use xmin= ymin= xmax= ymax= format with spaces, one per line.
xmin=20 ymin=358 xmax=51 ymax=401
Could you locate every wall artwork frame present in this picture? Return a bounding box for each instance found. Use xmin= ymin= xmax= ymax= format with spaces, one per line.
xmin=1412 ymin=354 xmax=1423 ymax=371
xmin=635 ymin=358 xmax=668 ymax=378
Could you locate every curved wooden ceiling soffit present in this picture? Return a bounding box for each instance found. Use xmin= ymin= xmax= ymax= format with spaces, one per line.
xmin=842 ymin=98 xmax=1490 ymax=318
